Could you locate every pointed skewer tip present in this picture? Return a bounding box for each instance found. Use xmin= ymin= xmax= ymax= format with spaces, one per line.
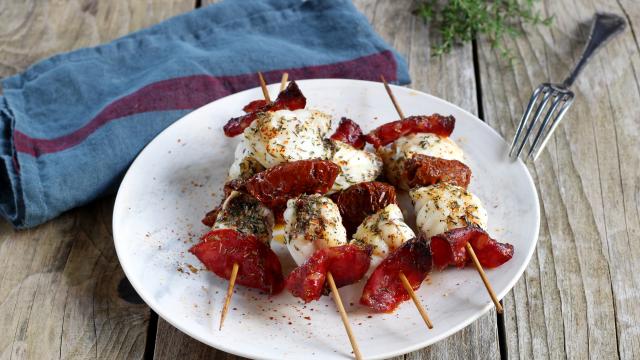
xmin=465 ymin=243 xmax=503 ymax=314
xmin=280 ymin=73 xmax=289 ymax=92
xmin=399 ymin=271 xmax=434 ymax=329
xmin=219 ymin=262 xmax=240 ymax=330
xmin=380 ymin=75 xmax=405 ymax=119
xmin=326 ymin=272 xmax=363 ymax=360
xmin=257 ymin=72 xmax=271 ymax=103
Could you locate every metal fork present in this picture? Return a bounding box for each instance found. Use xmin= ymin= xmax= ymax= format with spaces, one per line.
xmin=509 ymin=12 xmax=626 ymax=161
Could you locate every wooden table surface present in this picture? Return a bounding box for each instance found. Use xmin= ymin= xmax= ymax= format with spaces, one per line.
xmin=1 ymin=0 xmax=638 ymax=359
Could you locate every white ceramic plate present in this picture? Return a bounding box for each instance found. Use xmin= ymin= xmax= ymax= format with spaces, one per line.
xmin=113 ymin=79 xmax=539 ymax=360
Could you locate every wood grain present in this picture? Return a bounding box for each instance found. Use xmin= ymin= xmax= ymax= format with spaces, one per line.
xmin=153 ymin=320 xmax=246 ymax=360
xmin=0 ymin=199 xmax=150 ymax=359
xmin=0 ymin=0 xmax=194 ymax=79
xmin=0 ymin=1 xmax=193 ymax=359
xmin=476 ymin=0 xmax=640 ymax=358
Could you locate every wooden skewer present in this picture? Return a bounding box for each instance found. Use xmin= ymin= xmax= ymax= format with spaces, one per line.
xmin=465 ymin=243 xmax=504 ymax=313
xmin=279 ymin=72 xmax=289 ymax=92
xmin=399 ymin=272 xmax=433 ymax=329
xmin=381 ymin=74 xmax=503 ymax=315
xmin=263 ymin=70 xmax=358 ymax=357
xmin=258 ymin=72 xmax=271 ymax=103
xmin=219 ymin=262 xmax=239 ymax=330
xmin=220 ymin=72 xmax=287 ymax=329
xmin=258 ymin=72 xmax=289 ymax=103
xmin=380 ymin=75 xmax=405 ymax=119
xmin=326 ymin=272 xmax=363 ymax=360
xmin=380 ymin=75 xmax=434 ymax=329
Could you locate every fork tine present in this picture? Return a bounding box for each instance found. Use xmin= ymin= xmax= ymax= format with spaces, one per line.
xmin=509 ymin=85 xmax=544 ymax=157
xmin=512 ymin=88 xmax=552 ymax=159
xmin=531 ymin=94 xmax=575 ymax=161
xmin=526 ymin=93 xmax=564 ymax=159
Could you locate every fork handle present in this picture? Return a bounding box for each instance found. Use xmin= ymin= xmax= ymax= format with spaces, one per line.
xmin=563 ymin=13 xmax=626 ymax=88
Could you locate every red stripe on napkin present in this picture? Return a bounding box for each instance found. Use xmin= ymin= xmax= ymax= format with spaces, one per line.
xmin=15 ymin=51 xmax=397 ymax=157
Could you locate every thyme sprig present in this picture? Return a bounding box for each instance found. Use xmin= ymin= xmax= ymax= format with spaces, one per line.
xmin=414 ymin=0 xmax=553 ymax=59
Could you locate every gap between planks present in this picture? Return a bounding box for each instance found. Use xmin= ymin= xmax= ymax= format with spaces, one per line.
xmin=471 ymin=37 xmax=508 ymax=360
xmin=144 ymin=311 xmax=159 ymax=360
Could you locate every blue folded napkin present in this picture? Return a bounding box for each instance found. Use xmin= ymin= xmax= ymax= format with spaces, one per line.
xmin=0 ymin=0 xmax=410 ymax=229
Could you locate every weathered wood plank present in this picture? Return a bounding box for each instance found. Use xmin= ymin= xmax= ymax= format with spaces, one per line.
xmin=477 ymin=0 xmax=640 ymax=358
xmin=0 ymin=1 xmax=194 ymax=359
xmin=153 ymin=1 xmax=500 ymax=359
xmin=0 ymin=200 xmax=153 ymax=360
xmin=0 ymin=0 xmax=195 ymax=78
xmin=153 ymin=319 xmax=247 ymax=360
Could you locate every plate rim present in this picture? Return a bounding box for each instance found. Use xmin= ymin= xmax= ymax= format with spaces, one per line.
xmin=113 ymin=78 xmax=540 ymax=360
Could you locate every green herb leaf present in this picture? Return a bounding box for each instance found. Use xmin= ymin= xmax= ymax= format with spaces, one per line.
xmin=413 ymin=0 xmax=553 ymax=60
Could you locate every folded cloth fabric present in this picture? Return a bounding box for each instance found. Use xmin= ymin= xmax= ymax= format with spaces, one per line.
xmin=0 ymin=0 xmax=410 ymax=229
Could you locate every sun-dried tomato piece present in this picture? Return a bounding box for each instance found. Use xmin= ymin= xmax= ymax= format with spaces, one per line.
xmin=274 ymin=80 xmax=307 ymax=110
xmin=330 ymin=181 xmax=397 ymax=237
xmin=223 ymin=81 xmax=307 ymax=137
xmin=364 ymin=114 xmax=455 ymax=148
xmin=286 ymin=244 xmax=372 ymax=303
xmin=242 ymin=159 xmax=340 ymax=214
xmin=201 ymin=208 xmax=220 ymax=227
xmin=430 ymin=226 xmax=514 ymax=270
xmin=189 ymin=229 xmax=284 ymax=294
xmin=360 ymin=237 xmax=431 ymax=312
xmin=328 ymin=245 xmax=373 ymax=288
xmin=286 ymin=251 xmax=327 ymax=302
xmin=403 ymin=154 xmax=472 ymax=189
xmin=243 ymin=99 xmax=268 ymax=113
xmin=223 ymin=113 xmax=258 ymax=137
xmin=330 ymin=117 xmax=366 ymax=149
